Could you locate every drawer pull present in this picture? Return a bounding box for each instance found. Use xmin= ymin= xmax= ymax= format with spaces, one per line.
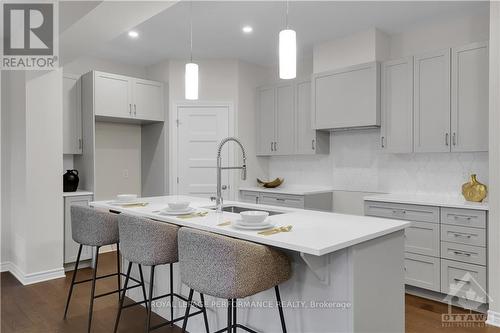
xmin=392 ymin=209 xmax=406 ymax=215
xmin=453 ymin=278 xmax=470 ymax=284
xmin=452 ymin=232 xmax=472 ymax=239
xmin=276 ymin=198 xmax=286 ymax=202
xmin=453 ymin=251 xmax=472 ymax=257
xmin=453 ymin=215 xmax=473 ymax=221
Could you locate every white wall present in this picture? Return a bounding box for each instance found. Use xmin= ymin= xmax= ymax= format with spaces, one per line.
xmin=64 ymin=55 xmax=148 ymax=78
xmin=1 ymin=70 xmax=64 ymax=280
xmin=487 ymin=1 xmax=500 ymax=327
xmin=267 ymin=13 xmax=490 ymax=214
xmin=94 ymin=122 xmax=142 ymax=201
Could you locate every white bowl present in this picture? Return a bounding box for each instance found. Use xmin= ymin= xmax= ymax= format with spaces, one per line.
xmin=116 ymin=194 xmax=138 ymax=202
xmin=240 ymin=211 xmax=269 ymax=224
xmin=168 ymin=201 xmax=190 ymax=211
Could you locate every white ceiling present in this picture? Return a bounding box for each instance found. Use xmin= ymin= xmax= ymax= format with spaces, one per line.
xmin=89 ymin=1 xmax=488 ymax=67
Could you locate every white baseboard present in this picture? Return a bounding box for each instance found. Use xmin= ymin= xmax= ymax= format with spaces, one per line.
xmin=487 ymin=310 xmax=500 ymax=327
xmin=2 ymin=261 xmax=66 ymax=285
xmin=0 ymin=261 xmax=10 ymax=272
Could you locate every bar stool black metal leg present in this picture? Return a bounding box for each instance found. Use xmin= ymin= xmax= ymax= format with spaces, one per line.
xmin=146 ymin=265 xmax=156 ymax=333
xmin=88 ymin=246 xmax=100 ymax=333
xmin=63 ymin=244 xmax=82 ymax=319
xmin=113 ymin=262 xmax=132 ymax=333
xmin=116 ymin=243 xmax=121 ymax=299
xmin=275 ymin=286 xmax=287 ymax=333
xmin=170 ymin=263 xmax=174 ymax=326
xmin=181 ymin=288 xmax=194 ymax=332
xmin=227 ymin=299 xmax=232 ymax=333
xmin=200 ymin=293 xmax=210 ymax=333
xmin=233 ymin=299 xmax=237 ymax=333
xmin=138 ymin=264 xmax=148 ymax=313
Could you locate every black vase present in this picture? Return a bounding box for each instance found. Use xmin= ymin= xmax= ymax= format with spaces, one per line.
xmin=63 ymin=170 xmax=79 ymax=192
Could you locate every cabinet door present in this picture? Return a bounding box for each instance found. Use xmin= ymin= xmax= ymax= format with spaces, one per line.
xmin=451 ymin=42 xmax=489 ymax=152
xmin=63 ymin=74 xmax=82 ymax=154
xmin=275 ymin=83 xmax=294 ymax=155
xmin=413 ymin=49 xmax=451 ymax=152
xmin=256 ymin=87 xmax=276 ymax=155
xmin=381 ymin=57 xmax=413 ymax=153
xmin=64 ymin=195 xmax=93 ymax=264
xmin=133 ymin=78 xmax=164 ymax=121
xmin=94 ymin=71 xmax=132 ymax=118
xmin=295 ymin=80 xmax=316 ymax=154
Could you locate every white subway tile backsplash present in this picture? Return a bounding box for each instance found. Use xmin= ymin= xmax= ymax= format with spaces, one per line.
xmin=268 ymin=130 xmax=488 ymax=195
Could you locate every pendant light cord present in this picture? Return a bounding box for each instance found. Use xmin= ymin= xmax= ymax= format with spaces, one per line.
xmin=285 ymin=0 xmax=289 ymax=29
xmin=189 ymin=0 xmax=193 ymax=62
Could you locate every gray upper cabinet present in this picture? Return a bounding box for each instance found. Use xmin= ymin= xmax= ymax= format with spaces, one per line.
xmin=312 ymin=61 xmax=380 ymax=130
xmin=257 ymin=86 xmax=277 ymax=155
xmin=381 ymin=57 xmax=414 ymax=153
xmin=92 ymin=71 xmax=164 ymax=122
xmin=413 ymin=49 xmax=451 ymax=153
xmin=63 ymin=73 xmax=83 ymax=154
xmin=276 ymin=83 xmax=295 ymax=155
xmin=451 ymin=41 xmax=489 ymax=152
xmin=256 ymin=79 xmax=329 ymax=156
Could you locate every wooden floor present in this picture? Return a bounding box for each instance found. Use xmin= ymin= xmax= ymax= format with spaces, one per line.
xmin=2 ymin=252 xmax=500 ymax=333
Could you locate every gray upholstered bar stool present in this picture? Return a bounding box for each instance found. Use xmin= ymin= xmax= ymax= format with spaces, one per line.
xmin=115 ymin=214 xmax=210 ymax=333
xmin=178 ymin=228 xmax=292 ymax=333
xmin=63 ymin=205 xmax=147 ymax=333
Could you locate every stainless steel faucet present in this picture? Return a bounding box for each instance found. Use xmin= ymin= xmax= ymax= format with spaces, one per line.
xmin=212 ymin=137 xmax=247 ymax=213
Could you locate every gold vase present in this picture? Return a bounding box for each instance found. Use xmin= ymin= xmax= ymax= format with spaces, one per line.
xmin=462 ymin=174 xmax=487 ymax=202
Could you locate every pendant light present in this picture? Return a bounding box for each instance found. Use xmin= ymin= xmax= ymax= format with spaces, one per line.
xmin=185 ymin=1 xmax=198 ymax=100
xmin=279 ymin=0 xmax=296 ymax=80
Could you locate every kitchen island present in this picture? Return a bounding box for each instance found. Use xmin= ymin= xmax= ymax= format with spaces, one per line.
xmin=91 ymin=196 xmax=410 ymax=333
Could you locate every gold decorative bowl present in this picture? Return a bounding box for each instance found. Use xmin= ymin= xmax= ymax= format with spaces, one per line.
xmin=462 ymin=174 xmax=487 ymax=202
xmin=257 ymin=177 xmax=284 ymax=188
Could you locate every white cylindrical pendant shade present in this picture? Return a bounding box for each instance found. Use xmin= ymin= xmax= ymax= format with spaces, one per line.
xmin=185 ymin=62 xmax=199 ymax=100
xmin=279 ymin=29 xmax=296 ymax=79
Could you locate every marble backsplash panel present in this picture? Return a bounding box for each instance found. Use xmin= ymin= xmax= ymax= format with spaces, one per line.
xmin=268 ymin=129 xmax=489 ymax=196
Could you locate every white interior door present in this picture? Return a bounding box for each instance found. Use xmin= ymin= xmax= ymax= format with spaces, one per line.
xmin=177 ymin=105 xmax=230 ymax=199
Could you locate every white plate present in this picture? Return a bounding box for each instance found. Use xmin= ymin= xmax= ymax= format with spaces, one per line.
xmin=232 ymin=221 xmax=275 ymax=230
xmin=234 ymin=219 xmax=271 ymax=227
xmin=109 ymin=200 xmax=140 ymax=206
xmin=160 ymin=207 xmax=196 ymax=215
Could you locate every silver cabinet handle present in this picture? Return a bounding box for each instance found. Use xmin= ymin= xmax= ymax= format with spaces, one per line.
xmin=275 ymin=142 xmax=278 ymax=151
xmin=381 ymin=136 xmax=385 ymax=148
xmin=454 ymin=215 xmax=472 ymax=222
xmin=452 ymin=132 xmax=456 ymax=146
xmin=134 ymin=104 xmax=137 ymax=116
xmin=454 ymin=278 xmax=470 ymax=284
xmin=221 ymin=185 xmax=227 ymax=190
xmin=270 ymin=142 xmax=274 ymax=152
xmin=129 ymin=104 xmax=132 ymax=115
xmin=452 ymin=232 xmax=472 ymax=239
xmin=78 ymin=138 xmax=82 ymax=150
xmin=445 ymin=133 xmax=449 ymax=146
xmin=312 ymin=139 xmax=315 ymax=150
xmin=453 ymin=251 xmax=472 ymax=257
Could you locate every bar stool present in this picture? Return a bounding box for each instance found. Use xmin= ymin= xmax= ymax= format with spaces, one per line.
xmin=63 ymin=205 xmax=147 ymax=333
xmin=114 ymin=214 xmax=210 ymax=333
xmin=178 ymin=227 xmax=292 ymax=333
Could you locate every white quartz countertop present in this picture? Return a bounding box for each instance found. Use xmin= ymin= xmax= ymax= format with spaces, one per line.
xmin=91 ymin=195 xmax=409 ymax=256
xmin=239 ymin=185 xmax=333 ymax=195
xmin=63 ymin=190 xmax=94 ymax=197
xmin=364 ymin=193 xmax=489 ymax=211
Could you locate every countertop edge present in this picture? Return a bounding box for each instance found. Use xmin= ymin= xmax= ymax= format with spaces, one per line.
xmin=363 ymin=195 xmax=489 ymax=211
xmin=239 ymin=187 xmax=334 ymax=195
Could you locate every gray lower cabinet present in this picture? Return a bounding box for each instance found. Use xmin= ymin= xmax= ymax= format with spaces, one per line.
xmin=365 ymin=200 xmax=488 ymax=303
xmin=64 ymin=195 xmax=93 ymax=264
xmin=240 ymin=190 xmax=333 ymax=211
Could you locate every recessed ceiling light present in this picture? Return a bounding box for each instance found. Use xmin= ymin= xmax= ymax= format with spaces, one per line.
xmin=242 ymin=26 xmax=253 ymax=34
xmin=128 ymin=30 xmax=139 ymax=38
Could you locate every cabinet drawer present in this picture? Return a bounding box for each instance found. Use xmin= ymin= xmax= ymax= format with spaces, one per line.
xmin=259 ymin=193 xmax=304 ymax=208
xmin=405 ymin=221 xmax=440 ymax=256
xmin=441 ymin=242 xmax=486 ymax=266
xmin=239 ymin=191 xmax=260 ymax=204
xmin=364 ymin=201 xmax=439 ymax=223
xmin=441 ymin=224 xmax=486 ymax=247
xmin=404 ymin=253 xmax=440 ymax=292
xmin=441 ymin=259 xmax=487 ymax=303
xmin=441 ymin=208 xmax=486 ymax=229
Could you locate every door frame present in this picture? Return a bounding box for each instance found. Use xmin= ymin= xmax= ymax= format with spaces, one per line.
xmin=170 ymin=101 xmax=236 ymax=200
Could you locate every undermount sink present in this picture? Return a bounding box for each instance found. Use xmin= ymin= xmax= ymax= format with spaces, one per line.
xmin=206 ymin=205 xmax=284 ymax=216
